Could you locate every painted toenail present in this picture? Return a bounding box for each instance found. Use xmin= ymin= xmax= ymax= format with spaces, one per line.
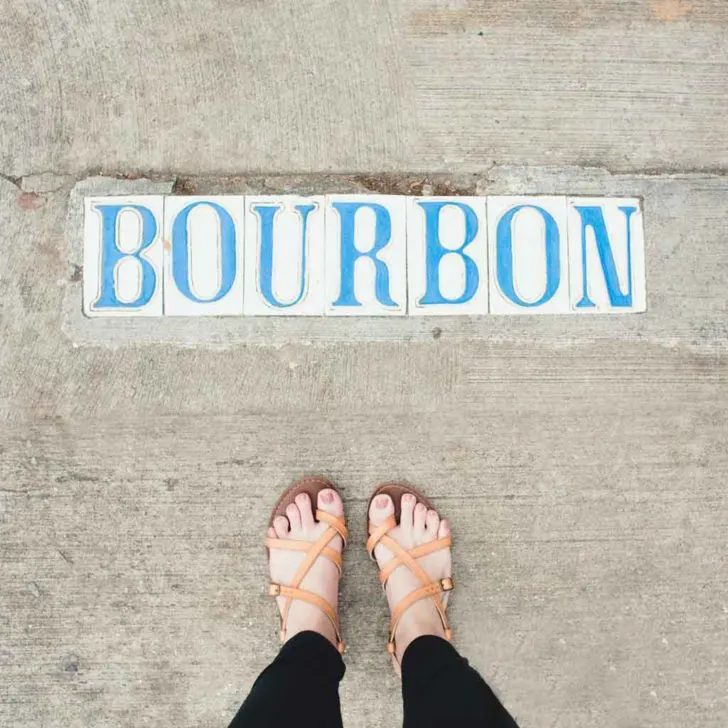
xmin=321 ymin=490 xmax=333 ymax=504
xmin=376 ymin=496 xmax=388 ymax=509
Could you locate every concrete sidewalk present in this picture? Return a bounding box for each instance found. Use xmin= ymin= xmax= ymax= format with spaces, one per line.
xmin=1 ymin=2 xmax=727 ymax=727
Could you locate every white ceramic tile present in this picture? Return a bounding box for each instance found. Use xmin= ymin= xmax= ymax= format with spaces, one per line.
xmin=487 ymin=196 xmax=570 ymax=315
xmin=407 ymin=196 xmax=488 ymax=315
xmin=243 ymin=196 xmax=325 ymax=316
xmin=325 ymin=195 xmax=407 ymax=315
xmin=163 ymin=196 xmax=245 ymax=316
xmin=83 ymin=196 xmax=164 ymax=317
xmin=567 ymin=197 xmax=646 ymax=313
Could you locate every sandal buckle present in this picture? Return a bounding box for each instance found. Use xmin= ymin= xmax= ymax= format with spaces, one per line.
xmin=268 ymin=583 xmax=281 ymax=597
xmin=440 ymin=577 xmax=454 ymax=592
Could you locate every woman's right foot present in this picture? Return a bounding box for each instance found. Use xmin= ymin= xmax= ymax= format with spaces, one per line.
xmin=267 ymin=487 xmax=345 ymax=649
xmin=368 ymin=491 xmax=452 ymax=668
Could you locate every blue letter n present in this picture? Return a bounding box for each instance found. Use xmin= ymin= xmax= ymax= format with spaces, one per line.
xmin=574 ymin=205 xmax=637 ymax=309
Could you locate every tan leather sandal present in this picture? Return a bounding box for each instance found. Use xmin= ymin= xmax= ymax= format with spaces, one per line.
xmin=264 ymin=476 xmax=348 ymax=654
xmin=366 ymin=482 xmax=454 ymax=658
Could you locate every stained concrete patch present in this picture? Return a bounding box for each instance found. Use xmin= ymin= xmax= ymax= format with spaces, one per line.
xmin=651 ymin=0 xmax=695 ymax=21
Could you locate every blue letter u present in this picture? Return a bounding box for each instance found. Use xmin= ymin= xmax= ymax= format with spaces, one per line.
xmin=253 ymin=203 xmax=315 ymax=308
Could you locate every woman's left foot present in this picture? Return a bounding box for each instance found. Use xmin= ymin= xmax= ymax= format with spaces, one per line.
xmin=368 ymin=490 xmax=453 ymax=668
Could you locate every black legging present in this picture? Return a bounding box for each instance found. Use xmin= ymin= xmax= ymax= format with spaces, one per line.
xmin=228 ymin=631 xmax=520 ymax=728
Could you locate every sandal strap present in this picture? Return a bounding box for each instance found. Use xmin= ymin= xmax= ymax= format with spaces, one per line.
xmin=388 ymin=582 xmax=450 ymax=645
xmin=375 ymin=534 xmax=434 ymax=590
xmin=288 ymin=524 xmax=343 ymax=589
xmin=268 ymin=583 xmax=344 ymax=653
xmin=317 ymin=510 xmax=349 ymax=545
xmin=366 ymin=515 xmax=397 ymax=556
xmin=264 ymin=537 xmax=343 ymax=573
xmin=378 ymin=536 xmax=451 ymax=585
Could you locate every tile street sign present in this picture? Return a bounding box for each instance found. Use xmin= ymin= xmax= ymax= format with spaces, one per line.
xmin=83 ymin=195 xmax=645 ymax=317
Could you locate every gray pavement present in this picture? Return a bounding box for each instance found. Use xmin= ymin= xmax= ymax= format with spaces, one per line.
xmin=1 ymin=2 xmax=727 ymax=728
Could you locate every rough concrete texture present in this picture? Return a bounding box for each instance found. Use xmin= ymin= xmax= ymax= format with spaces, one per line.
xmin=1 ymin=2 xmax=727 ymax=728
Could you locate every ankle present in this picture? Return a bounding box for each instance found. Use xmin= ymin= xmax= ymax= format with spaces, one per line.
xmin=285 ymin=607 xmax=338 ymax=649
xmin=394 ymin=617 xmax=445 ymax=663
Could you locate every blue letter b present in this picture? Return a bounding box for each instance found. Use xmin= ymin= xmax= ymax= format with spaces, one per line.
xmin=417 ymin=200 xmax=480 ymax=306
xmin=94 ymin=204 xmax=159 ymax=309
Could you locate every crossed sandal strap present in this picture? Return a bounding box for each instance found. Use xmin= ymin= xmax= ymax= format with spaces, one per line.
xmin=368 ymin=514 xmax=454 ymax=654
xmin=367 ymin=515 xmax=397 ymax=557
xmin=317 ymin=510 xmax=349 ymax=545
xmin=386 ymin=579 xmax=454 ymax=653
xmin=264 ymin=538 xmax=344 ymax=573
xmin=377 ymin=536 xmax=452 ymax=586
xmin=267 ymin=509 xmax=347 ymax=653
xmin=268 ymin=583 xmax=344 ymax=654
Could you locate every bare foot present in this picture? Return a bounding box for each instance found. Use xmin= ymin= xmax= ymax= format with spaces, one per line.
xmin=369 ymin=492 xmax=452 ymax=667
xmin=267 ymin=488 xmax=344 ymax=649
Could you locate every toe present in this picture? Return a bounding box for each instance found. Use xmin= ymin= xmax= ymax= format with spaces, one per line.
xmin=438 ymin=518 xmax=450 ymax=539
xmin=414 ymin=502 xmax=427 ymax=537
xmin=295 ymin=493 xmax=315 ymax=529
xmin=426 ymin=509 xmax=440 ymax=539
xmin=318 ymin=487 xmax=345 ymax=519
xmin=369 ymin=494 xmax=395 ymax=561
xmin=286 ymin=503 xmax=302 ymax=532
xmin=369 ymin=493 xmax=394 ymax=526
xmin=273 ymin=515 xmax=290 ymax=539
xmin=267 ymin=526 xmax=276 ymax=539
xmin=400 ymin=492 xmax=416 ymax=531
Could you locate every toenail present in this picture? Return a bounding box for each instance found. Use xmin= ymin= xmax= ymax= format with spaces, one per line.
xmin=404 ymin=494 xmax=414 ymax=504
xmin=320 ymin=490 xmax=333 ymax=504
xmin=376 ymin=496 xmax=388 ymax=509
